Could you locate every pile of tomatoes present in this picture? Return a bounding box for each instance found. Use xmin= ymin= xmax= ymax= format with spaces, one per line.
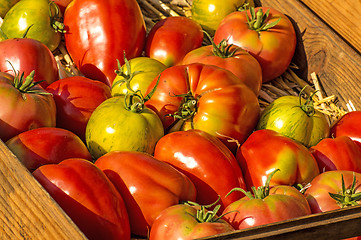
xmin=1 ymin=0 xmax=361 ymax=239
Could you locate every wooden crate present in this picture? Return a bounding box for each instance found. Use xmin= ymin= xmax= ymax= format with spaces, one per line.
xmin=1 ymin=0 xmax=361 ymax=239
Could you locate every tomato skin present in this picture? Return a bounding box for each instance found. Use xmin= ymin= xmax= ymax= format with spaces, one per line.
xmin=182 ymin=44 xmax=262 ymax=96
xmin=310 ymin=136 xmax=361 ymax=173
xmin=53 ymin=0 xmax=72 ymax=14
xmin=6 ymin=127 xmax=93 ymax=172
xmin=145 ymin=63 xmax=260 ymax=153
xmin=64 ymin=0 xmax=146 ymax=86
xmin=32 ymin=158 xmax=131 ymax=240
xmin=237 ymin=129 xmax=320 ymax=189
xmin=153 ymin=129 xmax=247 ymax=211
xmin=222 ymin=185 xmax=311 ymax=230
xmin=214 ymin=7 xmax=297 ymax=82
xmin=0 ymin=0 xmax=20 ymax=18
xmin=0 ymin=38 xmax=59 ymax=88
xmin=46 ymin=76 xmax=112 ymax=142
xmin=145 ymin=16 xmax=204 ymax=67
xmin=95 ymin=151 xmax=197 ymax=236
xmin=330 ymin=111 xmax=361 ymax=148
xmin=0 ymin=72 xmax=56 ymax=142
xmin=149 ymin=204 xmax=234 ymax=240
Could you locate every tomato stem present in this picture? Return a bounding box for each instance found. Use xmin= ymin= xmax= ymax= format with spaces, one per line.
xmin=329 ymin=174 xmax=361 ymax=208
xmin=246 ymin=7 xmax=281 ymax=32
xmin=203 ymin=31 xmax=238 ymax=58
xmin=185 ymin=196 xmax=224 ymax=223
xmin=49 ymin=1 xmax=66 ymax=33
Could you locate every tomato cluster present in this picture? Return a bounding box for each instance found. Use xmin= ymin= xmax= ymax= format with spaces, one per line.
xmin=0 ymin=0 xmax=360 ymax=239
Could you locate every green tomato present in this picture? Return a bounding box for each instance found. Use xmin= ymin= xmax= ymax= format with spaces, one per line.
xmin=256 ymin=95 xmax=330 ymax=148
xmin=0 ymin=0 xmax=20 ymax=18
xmin=85 ymin=96 xmax=164 ymax=160
xmin=0 ymin=0 xmax=63 ymax=51
xmin=191 ymin=0 xmax=254 ymax=34
xmin=111 ymin=57 xmax=167 ymax=97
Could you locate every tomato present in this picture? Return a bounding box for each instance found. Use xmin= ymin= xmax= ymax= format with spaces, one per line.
xmin=33 ymin=158 xmax=131 ymax=240
xmin=214 ymin=7 xmax=297 ymax=82
xmin=0 ymin=0 xmax=19 ymax=18
xmin=86 ymin=94 xmax=164 ymax=159
xmin=111 ymin=56 xmax=167 ymax=97
xmin=145 ymin=63 xmax=260 ymax=153
xmin=257 ymin=95 xmax=330 ymax=147
xmin=330 ymin=111 xmax=361 ymax=148
xmin=310 ymin=136 xmax=361 ymax=173
xmin=95 ymin=151 xmax=197 ymax=236
xmin=6 ymin=127 xmax=92 ymax=171
xmin=64 ymin=0 xmax=146 ymax=87
xmin=149 ymin=203 xmax=235 ymax=240
xmin=0 ymin=38 xmax=59 ymax=88
xmin=182 ymin=38 xmax=262 ymax=95
xmin=46 ymin=76 xmax=112 ymax=142
xmin=153 ymin=129 xmax=247 ymax=211
xmin=191 ymin=0 xmax=254 ymax=34
xmin=145 ymin=16 xmax=204 ymax=67
xmin=237 ymin=129 xmax=320 ymax=189
xmin=1 ymin=0 xmax=64 ymax=51
xmin=53 ymin=0 xmax=72 ymax=14
xmin=0 ymin=71 xmax=56 ymax=142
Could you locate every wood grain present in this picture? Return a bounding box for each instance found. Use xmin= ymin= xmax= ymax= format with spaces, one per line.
xmin=0 ymin=140 xmax=87 ymax=240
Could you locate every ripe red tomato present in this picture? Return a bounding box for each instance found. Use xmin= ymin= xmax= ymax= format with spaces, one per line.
xmin=64 ymin=0 xmax=146 ymax=86
xmin=6 ymin=127 xmax=93 ymax=172
xmin=95 ymin=151 xmax=197 ymax=236
xmin=46 ymin=76 xmax=112 ymax=142
xmin=145 ymin=63 xmax=260 ymax=153
xmin=330 ymin=111 xmax=361 ymax=148
xmin=33 ymin=158 xmax=131 ymax=240
xmin=0 ymin=72 xmax=56 ymax=142
xmin=153 ymin=129 xmax=247 ymax=211
xmin=214 ymin=7 xmax=297 ymax=82
xmin=0 ymin=38 xmax=59 ymax=88
xmin=145 ymin=16 xmax=204 ymax=67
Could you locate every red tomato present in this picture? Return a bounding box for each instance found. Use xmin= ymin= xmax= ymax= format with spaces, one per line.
xmin=33 ymin=158 xmax=131 ymax=240
xmin=0 ymin=72 xmax=56 ymax=142
xmin=145 ymin=63 xmax=260 ymax=153
xmin=64 ymin=0 xmax=146 ymax=86
xmin=0 ymin=38 xmax=59 ymax=88
xmin=6 ymin=127 xmax=93 ymax=172
xmin=95 ymin=151 xmax=197 ymax=236
xmin=145 ymin=16 xmax=204 ymax=67
xmin=153 ymin=129 xmax=247 ymax=211
xmin=330 ymin=111 xmax=361 ymax=148
xmin=310 ymin=136 xmax=361 ymax=173
xmin=46 ymin=76 xmax=112 ymax=142
xmin=214 ymin=7 xmax=297 ymax=82
xmin=149 ymin=203 xmax=234 ymax=240
xmin=237 ymin=129 xmax=320 ymax=189
xmin=182 ymin=39 xmax=262 ymax=96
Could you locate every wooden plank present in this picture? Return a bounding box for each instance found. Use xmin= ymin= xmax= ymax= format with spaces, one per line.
xmin=0 ymin=140 xmax=87 ymax=240
xmin=260 ymin=0 xmax=361 ymax=111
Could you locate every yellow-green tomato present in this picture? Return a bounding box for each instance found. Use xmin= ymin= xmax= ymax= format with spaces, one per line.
xmin=111 ymin=57 xmax=167 ymax=97
xmin=85 ymin=96 xmax=164 ymax=160
xmin=191 ymin=0 xmax=254 ymax=34
xmin=0 ymin=0 xmax=20 ymax=18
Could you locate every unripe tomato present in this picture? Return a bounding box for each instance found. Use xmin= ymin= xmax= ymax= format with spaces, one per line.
xmin=0 ymin=0 xmax=20 ymax=18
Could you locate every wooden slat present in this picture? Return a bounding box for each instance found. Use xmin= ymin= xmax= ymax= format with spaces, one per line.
xmin=0 ymin=140 xmax=87 ymax=240
xmin=261 ymin=0 xmax=361 ymax=111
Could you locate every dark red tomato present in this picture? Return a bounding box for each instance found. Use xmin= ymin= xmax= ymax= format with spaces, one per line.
xmin=95 ymin=151 xmax=197 ymax=237
xmin=310 ymin=136 xmax=361 ymax=173
xmin=0 ymin=38 xmax=59 ymax=88
xmin=64 ymin=0 xmax=146 ymax=87
xmin=237 ymin=129 xmax=320 ymax=190
xmin=33 ymin=158 xmax=131 ymax=240
xmin=182 ymin=40 xmax=262 ymax=96
xmin=145 ymin=63 xmax=260 ymax=153
xmin=0 ymin=72 xmax=56 ymax=142
xmin=330 ymin=111 xmax=361 ymax=148
xmin=149 ymin=203 xmax=235 ymax=240
xmin=46 ymin=76 xmax=112 ymax=142
xmin=153 ymin=129 xmax=247 ymax=212
xmin=145 ymin=16 xmax=204 ymax=67
xmin=6 ymin=127 xmax=93 ymax=172
xmin=214 ymin=7 xmax=297 ymax=82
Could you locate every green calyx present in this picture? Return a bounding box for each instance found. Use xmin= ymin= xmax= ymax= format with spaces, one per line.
xmin=329 ymin=174 xmax=361 ymax=208
xmin=167 ymin=92 xmax=198 ymax=121
xmin=203 ymin=31 xmax=238 ymax=58
xmin=185 ymin=197 xmax=226 ymax=223
xmin=49 ymin=1 xmax=66 ymax=33
xmin=246 ymin=7 xmax=281 ymax=32
xmin=299 ymin=86 xmax=317 ymax=117
xmin=113 ymin=54 xmax=143 ymax=93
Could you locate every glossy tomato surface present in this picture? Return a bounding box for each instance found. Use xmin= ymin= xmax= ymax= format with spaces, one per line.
xmin=330 ymin=111 xmax=361 ymax=148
